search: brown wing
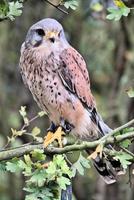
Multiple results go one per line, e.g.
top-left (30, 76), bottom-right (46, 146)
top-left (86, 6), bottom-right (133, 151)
top-left (59, 47), bottom-right (95, 109)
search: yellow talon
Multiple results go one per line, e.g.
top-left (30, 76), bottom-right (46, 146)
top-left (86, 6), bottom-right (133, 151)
top-left (88, 144), bottom-right (103, 160)
top-left (44, 126), bottom-right (65, 148)
top-left (44, 131), bottom-right (54, 145)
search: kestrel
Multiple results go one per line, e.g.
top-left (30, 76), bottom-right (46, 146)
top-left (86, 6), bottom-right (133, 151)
top-left (19, 18), bottom-right (121, 184)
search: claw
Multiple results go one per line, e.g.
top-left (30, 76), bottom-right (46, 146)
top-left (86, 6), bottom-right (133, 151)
top-left (88, 144), bottom-right (103, 159)
top-left (44, 131), bottom-right (54, 146)
top-left (44, 126), bottom-right (65, 148)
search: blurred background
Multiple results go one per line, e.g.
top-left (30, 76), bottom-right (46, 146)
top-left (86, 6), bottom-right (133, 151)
top-left (0, 0), bottom-right (134, 199)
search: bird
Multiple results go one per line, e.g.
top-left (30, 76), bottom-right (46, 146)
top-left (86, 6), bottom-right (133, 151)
top-left (19, 18), bottom-right (121, 185)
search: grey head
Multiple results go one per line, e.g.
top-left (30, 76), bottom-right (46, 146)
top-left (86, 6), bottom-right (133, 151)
top-left (25, 18), bottom-right (68, 48)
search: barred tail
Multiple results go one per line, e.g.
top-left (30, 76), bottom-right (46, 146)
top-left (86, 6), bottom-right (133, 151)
top-left (93, 154), bottom-right (117, 184)
top-left (88, 108), bottom-right (123, 184)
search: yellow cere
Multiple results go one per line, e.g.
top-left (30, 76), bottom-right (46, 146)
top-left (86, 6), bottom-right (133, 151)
top-left (45, 30), bottom-right (58, 39)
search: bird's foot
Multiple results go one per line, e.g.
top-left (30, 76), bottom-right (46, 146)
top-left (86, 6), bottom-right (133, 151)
top-left (44, 126), bottom-right (65, 148)
top-left (88, 144), bottom-right (103, 159)
top-left (60, 118), bottom-right (74, 134)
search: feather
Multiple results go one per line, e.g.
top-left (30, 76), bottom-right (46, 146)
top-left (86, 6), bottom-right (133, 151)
top-left (60, 47), bottom-right (95, 109)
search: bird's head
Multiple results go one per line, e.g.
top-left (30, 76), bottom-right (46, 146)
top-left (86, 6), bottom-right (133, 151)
top-left (24, 18), bottom-right (68, 52)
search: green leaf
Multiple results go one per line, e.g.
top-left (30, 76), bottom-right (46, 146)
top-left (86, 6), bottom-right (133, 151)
top-left (91, 2), bottom-right (103, 12)
top-left (31, 149), bottom-right (46, 161)
top-left (38, 111), bottom-right (46, 117)
top-left (32, 127), bottom-right (41, 136)
top-left (106, 8), bottom-right (122, 21)
top-left (114, 152), bottom-right (133, 169)
top-left (57, 176), bottom-right (71, 190)
top-left (54, 155), bottom-right (73, 178)
top-left (120, 139), bottom-right (131, 148)
top-left (33, 136), bottom-right (43, 143)
top-left (106, 6), bottom-right (130, 21)
top-left (18, 160), bottom-right (27, 169)
top-left (21, 154), bottom-right (73, 199)
top-left (107, 7), bottom-right (115, 12)
top-left (25, 192), bottom-right (40, 200)
top-left (64, 0), bottom-right (78, 10)
top-left (121, 7), bottom-right (130, 17)
top-left (53, 154), bottom-right (64, 166)
top-left (126, 87), bottom-right (134, 98)
top-left (11, 128), bottom-right (26, 137)
top-left (79, 154), bottom-right (91, 168)
top-left (113, 0), bottom-right (127, 8)
top-left (31, 126), bottom-right (43, 142)
top-left (106, 13), bottom-right (116, 20)
top-left (19, 106), bottom-right (29, 125)
top-left (25, 187), bottom-right (54, 200)
top-left (28, 169), bottom-right (46, 187)
top-left (18, 160), bottom-right (32, 175)
top-left (0, 162), bottom-right (6, 172)
top-left (19, 106), bottom-right (27, 118)
top-left (24, 155), bottom-right (33, 166)
top-left (117, 127), bottom-right (134, 136)
top-left (71, 153), bottom-right (91, 177)
top-left (46, 162), bottom-right (56, 175)
top-left (7, 1), bottom-right (23, 20)
top-left (6, 158), bottom-right (21, 173)
top-left (0, 1), bottom-right (9, 20)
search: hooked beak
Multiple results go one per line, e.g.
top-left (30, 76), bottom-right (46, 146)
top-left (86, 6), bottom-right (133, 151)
top-left (45, 31), bottom-right (58, 43)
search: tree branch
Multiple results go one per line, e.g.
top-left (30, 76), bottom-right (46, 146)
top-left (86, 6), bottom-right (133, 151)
top-left (0, 119), bottom-right (134, 161)
top-left (44, 0), bottom-right (68, 14)
top-left (100, 118), bottom-right (134, 141)
top-left (0, 0), bottom-right (68, 22)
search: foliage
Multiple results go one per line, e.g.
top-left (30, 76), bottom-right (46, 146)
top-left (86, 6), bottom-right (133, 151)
top-left (0, 0), bottom-right (134, 200)
top-left (0, 106), bottom-right (134, 199)
top-left (90, 2), bottom-right (103, 12)
top-left (71, 153), bottom-right (91, 177)
top-left (120, 139), bottom-right (131, 148)
top-left (0, 0), bottom-right (134, 22)
top-left (0, 0), bottom-right (79, 21)
top-left (118, 127), bottom-right (134, 148)
top-left (3, 152), bottom-right (73, 199)
top-left (0, 105), bottom-right (93, 199)
top-left (106, 6), bottom-right (130, 21)
top-left (126, 87), bottom-right (134, 98)
top-left (0, 0), bottom-right (23, 21)
top-left (6, 106), bottom-right (46, 146)
top-left (89, 0), bottom-right (132, 21)
top-left (0, 162), bottom-right (6, 172)
top-left (63, 0), bottom-right (79, 10)
top-left (113, 151), bottom-right (133, 169)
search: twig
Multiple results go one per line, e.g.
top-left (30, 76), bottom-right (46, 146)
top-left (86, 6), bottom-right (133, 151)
top-left (21, 115), bottom-right (39, 131)
top-left (1, 114), bottom-right (40, 150)
top-left (0, 129), bottom-right (134, 161)
top-left (100, 118), bottom-right (134, 141)
top-left (119, 146), bottom-right (134, 158)
top-left (0, 0), bottom-right (68, 22)
top-left (44, 0), bottom-right (68, 14)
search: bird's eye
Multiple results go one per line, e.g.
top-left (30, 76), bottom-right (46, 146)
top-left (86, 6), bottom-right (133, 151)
top-left (58, 30), bottom-right (62, 38)
top-left (36, 29), bottom-right (45, 36)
